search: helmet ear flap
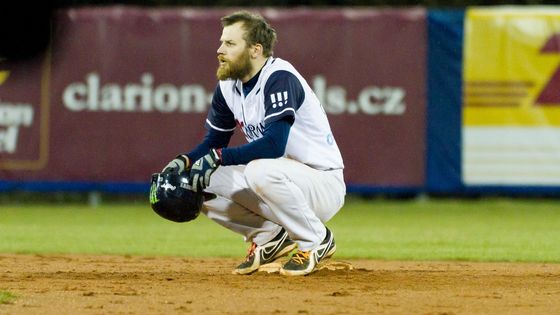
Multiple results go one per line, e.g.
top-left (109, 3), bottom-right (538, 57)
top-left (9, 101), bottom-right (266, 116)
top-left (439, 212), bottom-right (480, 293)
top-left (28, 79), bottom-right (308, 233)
top-left (150, 172), bottom-right (203, 222)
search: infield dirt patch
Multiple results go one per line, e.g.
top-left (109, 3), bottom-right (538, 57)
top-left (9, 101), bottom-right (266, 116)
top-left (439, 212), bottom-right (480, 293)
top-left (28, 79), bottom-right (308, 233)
top-left (1, 254), bottom-right (559, 314)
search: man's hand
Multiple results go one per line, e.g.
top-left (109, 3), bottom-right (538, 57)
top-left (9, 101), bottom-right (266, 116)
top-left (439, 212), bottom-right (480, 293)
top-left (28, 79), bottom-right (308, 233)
top-left (162, 154), bottom-right (190, 174)
top-left (189, 149), bottom-right (222, 192)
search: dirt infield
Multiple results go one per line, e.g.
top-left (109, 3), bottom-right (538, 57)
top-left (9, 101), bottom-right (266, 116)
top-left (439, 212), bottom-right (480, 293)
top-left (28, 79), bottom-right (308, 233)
top-left (1, 254), bottom-right (559, 314)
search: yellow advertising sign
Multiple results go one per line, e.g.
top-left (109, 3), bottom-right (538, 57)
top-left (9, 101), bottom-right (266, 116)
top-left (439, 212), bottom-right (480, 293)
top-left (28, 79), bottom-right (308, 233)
top-left (464, 7), bottom-right (560, 126)
top-left (463, 7), bottom-right (560, 185)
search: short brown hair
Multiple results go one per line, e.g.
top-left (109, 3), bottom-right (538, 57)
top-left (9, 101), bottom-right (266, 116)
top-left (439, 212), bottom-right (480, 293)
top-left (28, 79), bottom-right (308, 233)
top-left (221, 11), bottom-right (277, 57)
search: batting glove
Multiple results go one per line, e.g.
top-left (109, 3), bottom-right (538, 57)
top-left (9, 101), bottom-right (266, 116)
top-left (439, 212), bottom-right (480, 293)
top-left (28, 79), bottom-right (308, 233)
top-left (189, 148), bottom-right (222, 193)
top-left (162, 154), bottom-right (190, 174)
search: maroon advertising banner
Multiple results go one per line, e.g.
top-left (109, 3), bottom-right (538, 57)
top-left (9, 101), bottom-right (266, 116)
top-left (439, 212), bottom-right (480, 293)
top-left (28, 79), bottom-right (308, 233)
top-left (0, 7), bottom-right (426, 188)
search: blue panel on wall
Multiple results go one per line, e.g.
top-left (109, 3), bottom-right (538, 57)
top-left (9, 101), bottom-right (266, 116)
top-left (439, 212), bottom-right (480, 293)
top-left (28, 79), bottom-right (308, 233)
top-left (426, 10), bottom-right (465, 194)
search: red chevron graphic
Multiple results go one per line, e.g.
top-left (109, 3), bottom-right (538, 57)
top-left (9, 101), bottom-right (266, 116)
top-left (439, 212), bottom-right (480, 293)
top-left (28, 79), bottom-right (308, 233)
top-left (536, 33), bottom-right (560, 105)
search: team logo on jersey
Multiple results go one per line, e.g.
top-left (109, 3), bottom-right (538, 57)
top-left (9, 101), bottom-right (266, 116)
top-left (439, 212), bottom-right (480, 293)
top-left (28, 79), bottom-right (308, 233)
top-left (326, 134), bottom-right (334, 145)
top-left (270, 91), bottom-right (288, 108)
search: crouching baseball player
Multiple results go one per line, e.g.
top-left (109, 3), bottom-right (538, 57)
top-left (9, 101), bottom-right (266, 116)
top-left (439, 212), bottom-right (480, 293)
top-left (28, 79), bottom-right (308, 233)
top-left (161, 11), bottom-right (345, 276)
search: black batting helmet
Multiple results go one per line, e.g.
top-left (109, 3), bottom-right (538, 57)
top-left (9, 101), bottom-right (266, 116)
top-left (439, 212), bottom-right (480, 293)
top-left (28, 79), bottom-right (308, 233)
top-left (149, 172), bottom-right (203, 222)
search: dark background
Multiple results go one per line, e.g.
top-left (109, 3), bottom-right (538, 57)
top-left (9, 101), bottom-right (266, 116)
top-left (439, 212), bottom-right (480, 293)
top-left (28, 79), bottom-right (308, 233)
top-left (51, 0), bottom-right (560, 7)
top-left (0, 0), bottom-right (554, 60)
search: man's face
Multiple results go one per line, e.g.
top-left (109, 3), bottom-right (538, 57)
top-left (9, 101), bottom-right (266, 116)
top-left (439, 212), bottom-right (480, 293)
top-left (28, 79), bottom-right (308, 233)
top-left (216, 22), bottom-right (253, 81)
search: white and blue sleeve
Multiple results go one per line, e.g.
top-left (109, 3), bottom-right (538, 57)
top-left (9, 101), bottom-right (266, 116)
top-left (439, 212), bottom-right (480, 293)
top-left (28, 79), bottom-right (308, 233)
top-left (204, 84), bottom-right (236, 132)
top-left (263, 71), bottom-right (305, 125)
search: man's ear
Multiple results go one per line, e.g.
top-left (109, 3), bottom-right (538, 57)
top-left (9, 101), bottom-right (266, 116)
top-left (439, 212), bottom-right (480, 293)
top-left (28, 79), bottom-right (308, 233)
top-left (251, 44), bottom-right (263, 58)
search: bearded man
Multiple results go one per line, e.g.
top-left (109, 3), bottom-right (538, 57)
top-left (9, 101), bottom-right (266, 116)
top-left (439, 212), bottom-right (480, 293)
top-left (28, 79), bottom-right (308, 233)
top-left (162, 11), bottom-right (345, 276)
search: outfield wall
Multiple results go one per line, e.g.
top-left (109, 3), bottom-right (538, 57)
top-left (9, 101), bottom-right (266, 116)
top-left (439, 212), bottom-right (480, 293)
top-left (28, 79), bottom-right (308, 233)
top-left (0, 6), bottom-right (559, 195)
top-left (428, 7), bottom-right (560, 195)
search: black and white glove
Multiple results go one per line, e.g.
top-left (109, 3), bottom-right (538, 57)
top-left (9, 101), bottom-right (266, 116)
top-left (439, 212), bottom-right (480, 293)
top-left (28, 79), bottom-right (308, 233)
top-left (189, 149), bottom-right (222, 192)
top-left (162, 154), bottom-right (190, 174)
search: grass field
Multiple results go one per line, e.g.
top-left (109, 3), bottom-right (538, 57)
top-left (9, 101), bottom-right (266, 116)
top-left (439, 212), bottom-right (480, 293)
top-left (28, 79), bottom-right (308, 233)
top-left (0, 291), bottom-right (16, 305)
top-left (1, 196), bottom-right (559, 262)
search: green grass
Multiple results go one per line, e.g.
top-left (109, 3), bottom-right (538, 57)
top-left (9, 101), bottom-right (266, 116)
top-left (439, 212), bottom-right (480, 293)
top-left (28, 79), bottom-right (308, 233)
top-left (0, 291), bottom-right (16, 304)
top-left (1, 197), bottom-right (559, 262)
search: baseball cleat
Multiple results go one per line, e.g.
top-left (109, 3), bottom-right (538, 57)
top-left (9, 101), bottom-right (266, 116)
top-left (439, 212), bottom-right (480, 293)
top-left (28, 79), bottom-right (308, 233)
top-left (233, 227), bottom-right (297, 275)
top-left (280, 227), bottom-right (336, 276)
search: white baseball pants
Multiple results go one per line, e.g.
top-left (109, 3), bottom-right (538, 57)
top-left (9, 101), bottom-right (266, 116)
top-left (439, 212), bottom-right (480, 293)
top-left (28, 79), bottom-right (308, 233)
top-left (202, 158), bottom-right (345, 251)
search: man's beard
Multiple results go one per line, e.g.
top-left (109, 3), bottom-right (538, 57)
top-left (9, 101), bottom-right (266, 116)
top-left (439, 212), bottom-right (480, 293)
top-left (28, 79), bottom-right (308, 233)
top-left (216, 50), bottom-right (252, 81)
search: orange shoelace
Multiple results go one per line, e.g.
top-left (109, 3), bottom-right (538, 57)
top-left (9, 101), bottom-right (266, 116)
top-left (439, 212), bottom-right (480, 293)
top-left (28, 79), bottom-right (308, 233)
top-left (245, 243), bottom-right (257, 261)
top-left (291, 251), bottom-right (310, 264)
